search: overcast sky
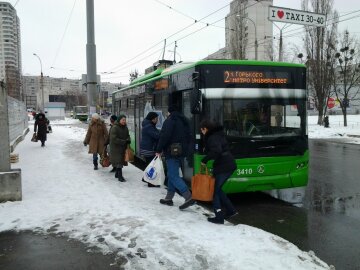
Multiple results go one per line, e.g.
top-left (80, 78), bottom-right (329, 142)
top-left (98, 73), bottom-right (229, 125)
top-left (13, 0), bottom-right (360, 84)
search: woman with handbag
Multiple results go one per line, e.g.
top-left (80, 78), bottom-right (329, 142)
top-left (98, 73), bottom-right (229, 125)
top-left (34, 112), bottom-right (48, 147)
top-left (200, 119), bottom-right (238, 224)
top-left (83, 113), bottom-right (108, 170)
top-left (109, 114), bottom-right (130, 182)
top-left (105, 115), bottom-right (118, 173)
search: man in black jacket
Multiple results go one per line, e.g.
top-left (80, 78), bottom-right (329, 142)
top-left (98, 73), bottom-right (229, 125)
top-left (155, 105), bottom-right (195, 210)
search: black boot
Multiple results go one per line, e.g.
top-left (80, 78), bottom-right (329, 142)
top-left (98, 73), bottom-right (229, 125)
top-left (93, 161), bottom-right (98, 170)
top-left (159, 199), bottom-right (174, 206)
top-left (179, 191), bottom-right (195, 210)
top-left (207, 209), bottom-right (224, 224)
top-left (110, 167), bottom-right (116, 173)
top-left (116, 168), bottom-right (126, 182)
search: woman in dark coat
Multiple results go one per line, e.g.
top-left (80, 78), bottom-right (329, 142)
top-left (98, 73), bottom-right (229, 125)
top-left (109, 115), bottom-right (130, 182)
top-left (140, 112), bottom-right (160, 187)
top-left (105, 115), bottom-right (118, 173)
top-left (200, 119), bottom-right (238, 224)
top-left (34, 112), bottom-right (48, 147)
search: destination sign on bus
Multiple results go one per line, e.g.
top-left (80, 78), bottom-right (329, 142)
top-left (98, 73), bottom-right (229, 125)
top-left (224, 71), bottom-right (289, 84)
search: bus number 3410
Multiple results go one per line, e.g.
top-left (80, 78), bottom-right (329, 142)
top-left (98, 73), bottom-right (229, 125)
top-left (237, 168), bottom-right (253, 175)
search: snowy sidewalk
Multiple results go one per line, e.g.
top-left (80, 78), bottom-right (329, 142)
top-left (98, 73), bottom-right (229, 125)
top-left (1, 121), bottom-right (331, 269)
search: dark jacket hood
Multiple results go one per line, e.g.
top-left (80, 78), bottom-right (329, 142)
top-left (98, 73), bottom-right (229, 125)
top-left (142, 118), bottom-right (155, 128)
top-left (205, 125), bottom-right (224, 140)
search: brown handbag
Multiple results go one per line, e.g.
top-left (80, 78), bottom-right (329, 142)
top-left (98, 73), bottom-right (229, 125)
top-left (191, 165), bottom-right (215, 202)
top-left (124, 146), bottom-right (135, 162)
top-left (31, 132), bottom-right (38, 142)
top-left (100, 147), bottom-right (111, 167)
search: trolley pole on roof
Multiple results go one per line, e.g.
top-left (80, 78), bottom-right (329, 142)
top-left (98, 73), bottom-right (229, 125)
top-left (86, 0), bottom-right (98, 118)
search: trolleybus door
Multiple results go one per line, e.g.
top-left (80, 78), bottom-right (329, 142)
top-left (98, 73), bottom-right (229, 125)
top-left (135, 97), bottom-right (141, 156)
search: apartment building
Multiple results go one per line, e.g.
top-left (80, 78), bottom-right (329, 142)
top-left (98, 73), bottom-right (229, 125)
top-left (206, 0), bottom-right (273, 61)
top-left (0, 2), bottom-right (22, 100)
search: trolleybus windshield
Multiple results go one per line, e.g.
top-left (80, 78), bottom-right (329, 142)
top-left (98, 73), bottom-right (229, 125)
top-left (201, 97), bottom-right (307, 157)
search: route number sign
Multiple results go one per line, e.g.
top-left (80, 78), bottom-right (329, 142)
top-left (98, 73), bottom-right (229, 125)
top-left (269, 6), bottom-right (326, 27)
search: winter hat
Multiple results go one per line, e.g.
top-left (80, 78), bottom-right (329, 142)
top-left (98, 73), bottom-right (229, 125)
top-left (145, 112), bottom-right (158, 121)
top-left (110, 115), bottom-right (117, 122)
top-left (118, 114), bottom-right (126, 120)
top-left (168, 104), bottom-right (179, 113)
top-left (92, 113), bottom-right (100, 119)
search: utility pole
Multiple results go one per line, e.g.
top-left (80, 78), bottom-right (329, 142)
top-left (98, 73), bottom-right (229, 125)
top-left (273, 23), bottom-right (291, 62)
top-left (86, 0), bottom-right (98, 117)
top-left (279, 28), bottom-right (283, 62)
top-left (33, 53), bottom-right (44, 111)
top-left (173, 41), bottom-right (177, 63)
top-left (162, 39), bottom-right (166, 60)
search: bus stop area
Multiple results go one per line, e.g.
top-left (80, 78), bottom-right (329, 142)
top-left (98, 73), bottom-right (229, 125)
top-left (0, 119), bottom-right (330, 270)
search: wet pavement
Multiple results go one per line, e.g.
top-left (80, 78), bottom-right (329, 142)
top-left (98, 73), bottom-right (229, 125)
top-left (229, 139), bottom-right (360, 270)
top-left (0, 231), bottom-right (121, 270)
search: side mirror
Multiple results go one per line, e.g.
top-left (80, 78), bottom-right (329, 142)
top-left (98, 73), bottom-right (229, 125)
top-left (190, 72), bottom-right (201, 114)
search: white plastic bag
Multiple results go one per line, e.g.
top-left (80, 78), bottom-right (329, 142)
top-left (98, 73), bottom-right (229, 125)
top-left (143, 156), bottom-right (165, 186)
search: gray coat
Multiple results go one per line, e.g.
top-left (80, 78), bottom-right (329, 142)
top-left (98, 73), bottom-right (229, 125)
top-left (109, 122), bottom-right (130, 166)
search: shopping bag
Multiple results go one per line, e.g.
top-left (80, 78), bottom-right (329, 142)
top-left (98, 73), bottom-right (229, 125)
top-left (143, 156), bottom-right (165, 186)
top-left (125, 146), bottom-right (134, 162)
top-left (100, 147), bottom-right (111, 167)
top-left (31, 132), bottom-right (38, 142)
top-left (191, 166), bottom-right (215, 202)
top-left (47, 125), bottom-right (53, 133)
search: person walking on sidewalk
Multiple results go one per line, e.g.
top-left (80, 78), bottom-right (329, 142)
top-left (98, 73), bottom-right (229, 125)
top-left (83, 113), bottom-right (108, 170)
top-left (140, 112), bottom-right (160, 187)
top-left (105, 115), bottom-right (117, 173)
top-left (155, 104), bottom-right (195, 210)
top-left (34, 112), bottom-right (48, 147)
top-left (109, 114), bottom-right (130, 182)
top-left (200, 119), bottom-right (237, 224)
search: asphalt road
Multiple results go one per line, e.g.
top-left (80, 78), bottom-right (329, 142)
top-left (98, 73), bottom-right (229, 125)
top-left (229, 139), bottom-right (360, 270)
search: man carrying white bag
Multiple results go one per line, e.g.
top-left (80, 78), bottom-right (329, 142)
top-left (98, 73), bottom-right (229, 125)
top-left (143, 156), bottom-right (166, 186)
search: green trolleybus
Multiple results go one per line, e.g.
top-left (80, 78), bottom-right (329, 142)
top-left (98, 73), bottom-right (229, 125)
top-left (112, 60), bottom-right (308, 193)
top-left (73, 106), bottom-right (88, 121)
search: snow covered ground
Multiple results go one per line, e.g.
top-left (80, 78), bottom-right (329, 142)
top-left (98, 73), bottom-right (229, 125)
top-left (2, 115), bottom-right (358, 269)
top-left (308, 114), bottom-right (360, 143)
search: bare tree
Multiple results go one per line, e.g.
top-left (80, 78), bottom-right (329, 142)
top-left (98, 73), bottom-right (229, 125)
top-left (302, 0), bottom-right (338, 125)
top-left (331, 31), bottom-right (360, 126)
top-left (129, 70), bottom-right (139, 82)
top-left (228, 2), bottom-right (247, 59)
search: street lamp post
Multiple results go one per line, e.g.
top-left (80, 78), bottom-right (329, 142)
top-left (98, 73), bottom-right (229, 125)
top-left (236, 15), bottom-right (258, 60)
top-left (33, 53), bottom-right (44, 112)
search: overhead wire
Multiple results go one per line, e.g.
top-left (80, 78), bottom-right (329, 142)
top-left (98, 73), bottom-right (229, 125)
top-left (51, 0), bottom-right (77, 68)
top-left (253, 9), bottom-right (360, 49)
top-left (152, 0), bottom-right (197, 21)
top-left (271, 9), bottom-right (360, 38)
top-left (153, 5), bottom-right (359, 68)
top-left (107, 0), bottom-right (263, 74)
top-left (106, 2), bottom-right (232, 73)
